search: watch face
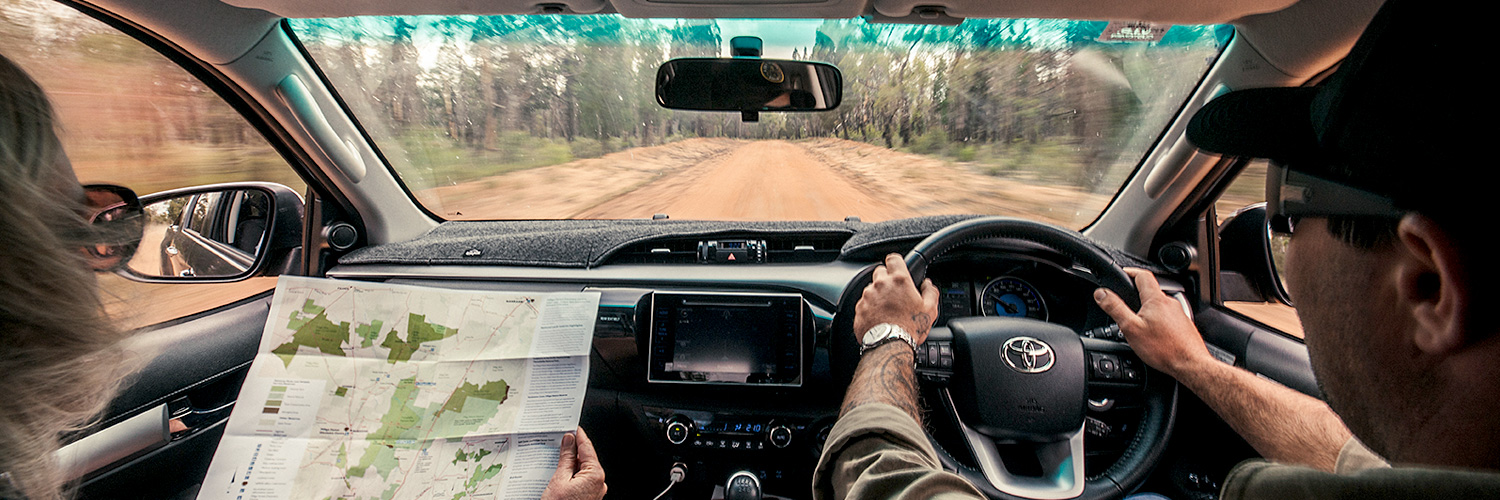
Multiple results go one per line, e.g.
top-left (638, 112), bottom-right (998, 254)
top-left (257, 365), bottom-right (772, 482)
top-left (862, 324), bottom-right (891, 345)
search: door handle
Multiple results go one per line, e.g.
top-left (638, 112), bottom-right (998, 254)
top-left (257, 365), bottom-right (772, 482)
top-left (167, 398), bottom-right (235, 440)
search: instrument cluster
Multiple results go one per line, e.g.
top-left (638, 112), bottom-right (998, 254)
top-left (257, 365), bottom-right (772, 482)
top-left (928, 255), bottom-right (1111, 332)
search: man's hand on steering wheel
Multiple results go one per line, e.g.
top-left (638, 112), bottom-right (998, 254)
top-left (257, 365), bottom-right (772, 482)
top-left (1093, 268), bottom-right (1215, 379)
top-left (854, 253), bottom-right (941, 344)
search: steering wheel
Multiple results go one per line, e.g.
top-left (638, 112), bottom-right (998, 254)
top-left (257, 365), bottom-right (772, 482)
top-left (840, 216), bottom-right (1178, 500)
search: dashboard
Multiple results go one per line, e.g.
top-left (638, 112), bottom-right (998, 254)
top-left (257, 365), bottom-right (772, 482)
top-left (329, 236), bottom-right (1148, 499)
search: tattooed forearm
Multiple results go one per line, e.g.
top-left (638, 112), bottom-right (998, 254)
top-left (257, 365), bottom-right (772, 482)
top-left (910, 313), bottom-right (932, 337)
top-left (840, 341), bottom-right (922, 424)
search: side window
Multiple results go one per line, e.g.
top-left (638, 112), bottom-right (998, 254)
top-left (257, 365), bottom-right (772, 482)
top-left (1213, 160), bottom-right (1303, 338)
top-left (188, 193), bottom-right (218, 234)
top-left (2, 0), bottom-right (307, 329)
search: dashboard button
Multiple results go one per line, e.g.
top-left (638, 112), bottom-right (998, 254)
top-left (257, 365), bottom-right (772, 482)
top-left (768, 425), bottom-right (793, 448)
top-left (666, 420), bottom-right (691, 445)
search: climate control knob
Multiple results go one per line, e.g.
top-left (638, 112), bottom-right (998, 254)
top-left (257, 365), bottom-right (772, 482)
top-left (768, 425), bottom-right (793, 448)
top-left (666, 419), bottom-right (692, 445)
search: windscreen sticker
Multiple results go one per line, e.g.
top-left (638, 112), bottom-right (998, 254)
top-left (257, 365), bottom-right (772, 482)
top-left (1099, 22), bottom-right (1170, 43)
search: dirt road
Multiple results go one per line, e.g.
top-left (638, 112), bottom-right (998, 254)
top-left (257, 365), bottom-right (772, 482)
top-left (574, 140), bottom-right (907, 221)
top-left (419, 137), bottom-right (1111, 226)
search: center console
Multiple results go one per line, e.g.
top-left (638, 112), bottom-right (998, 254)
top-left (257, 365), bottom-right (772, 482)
top-left (616, 290), bottom-right (837, 499)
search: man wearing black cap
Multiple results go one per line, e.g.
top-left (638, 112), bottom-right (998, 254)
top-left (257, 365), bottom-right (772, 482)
top-left (1091, 0), bottom-right (1500, 493)
top-left (816, 0), bottom-right (1500, 497)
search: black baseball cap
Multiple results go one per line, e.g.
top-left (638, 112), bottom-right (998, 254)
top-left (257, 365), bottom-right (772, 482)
top-left (1186, 0), bottom-right (1485, 221)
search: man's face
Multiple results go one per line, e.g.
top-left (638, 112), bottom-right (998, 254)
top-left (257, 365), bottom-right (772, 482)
top-left (1282, 218), bottom-right (1407, 454)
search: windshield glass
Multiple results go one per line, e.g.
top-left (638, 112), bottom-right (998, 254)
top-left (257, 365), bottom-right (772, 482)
top-left (290, 16), bottom-right (1228, 226)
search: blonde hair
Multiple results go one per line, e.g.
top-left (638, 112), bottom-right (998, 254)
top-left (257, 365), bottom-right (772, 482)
top-left (1, 53), bottom-right (135, 500)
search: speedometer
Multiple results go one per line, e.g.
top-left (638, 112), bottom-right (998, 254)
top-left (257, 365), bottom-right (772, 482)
top-left (980, 277), bottom-right (1047, 320)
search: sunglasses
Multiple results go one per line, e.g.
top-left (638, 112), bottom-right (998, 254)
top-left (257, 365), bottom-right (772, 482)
top-left (81, 184), bottom-right (145, 271)
top-left (1265, 162), bottom-right (1404, 234)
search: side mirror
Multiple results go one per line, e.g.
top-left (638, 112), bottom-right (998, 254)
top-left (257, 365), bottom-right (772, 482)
top-left (118, 182), bottom-right (303, 283)
top-left (1217, 203), bottom-right (1292, 304)
top-left (656, 58), bottom-right (842, 113)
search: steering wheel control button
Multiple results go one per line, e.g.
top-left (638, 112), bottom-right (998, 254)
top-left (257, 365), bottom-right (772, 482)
top-left (1082, 323), bottom-right (1124, 341)
top-left (768, 425), bottom-right (793, 448)
top-left (1088, 353), bottom-right (1144, 384)
top-left (1090, 353), bottom-right (1121, 379)
top-left (665, 420), bottom-right (692, 445)
top-left (1001, 336), bottom-right (1055, 374)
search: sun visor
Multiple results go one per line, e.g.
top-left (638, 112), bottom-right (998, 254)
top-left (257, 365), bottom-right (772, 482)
top-left (610, 0), bottom-right (864, 19)
top-left (871, 0), bottom-right (1299, 24)
top-left (218, 0), bottom-right (609, 18)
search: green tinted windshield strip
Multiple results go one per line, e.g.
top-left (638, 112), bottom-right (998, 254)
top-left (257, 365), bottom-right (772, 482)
top-left (288, 16), bottom-right (1227, 226)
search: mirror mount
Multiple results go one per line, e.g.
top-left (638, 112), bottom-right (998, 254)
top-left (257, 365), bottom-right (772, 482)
top-left (730, 36), bottom-right (762, 58)
top-left (116, 182), bottom-right (304, 284)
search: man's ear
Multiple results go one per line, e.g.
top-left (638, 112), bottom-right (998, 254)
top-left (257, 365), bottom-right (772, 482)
top-left (1394, 214), bottom-right (1472, 355)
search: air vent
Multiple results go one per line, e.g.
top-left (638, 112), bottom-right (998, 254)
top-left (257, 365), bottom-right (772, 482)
top-left (764, 234), bottom-right (848, 263)
top-left (611, 238), bottom-right (700, 264)
top-left (606, 233), bottom-right (851, 265)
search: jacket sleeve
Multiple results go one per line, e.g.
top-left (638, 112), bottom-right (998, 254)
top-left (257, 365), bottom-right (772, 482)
top-left (812, 403), bottom-right (984, 500)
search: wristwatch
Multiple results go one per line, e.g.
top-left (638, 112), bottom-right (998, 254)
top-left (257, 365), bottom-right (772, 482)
top-left (860, 323), bottom-right (918, 356)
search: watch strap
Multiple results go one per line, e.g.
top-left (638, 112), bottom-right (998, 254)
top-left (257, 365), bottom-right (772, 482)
top-left (860, 324), bottom-right (918, 356)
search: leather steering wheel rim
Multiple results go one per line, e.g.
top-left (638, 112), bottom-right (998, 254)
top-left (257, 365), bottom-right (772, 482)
top-left (902, 216), bottom-right (1175, 500)
top-left (905, 217), bottom-right (1140, 311)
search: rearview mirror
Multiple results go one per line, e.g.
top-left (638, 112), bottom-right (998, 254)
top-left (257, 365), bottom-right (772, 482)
top-left (656, 58), bottom-right (842, 113)
top-left (119, 182), bottom-right (303, 283)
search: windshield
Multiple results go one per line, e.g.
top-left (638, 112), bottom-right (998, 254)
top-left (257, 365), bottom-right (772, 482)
top-left (290, 16), bottom-right (1228, 226)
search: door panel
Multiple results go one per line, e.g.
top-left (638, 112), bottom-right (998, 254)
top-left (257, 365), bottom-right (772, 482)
top-left (72, 295), bottom-right (272, 499)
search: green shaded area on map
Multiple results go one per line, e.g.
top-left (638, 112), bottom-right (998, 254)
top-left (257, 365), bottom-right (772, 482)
top-left (273, 300), bottom-right (351, 367)
top-left (367, 377), bottom-right (424, 443)
top-left (349, 376), bottom-right (422, 480)
top-left (355, 319), bottom-right (384, 348)
top-left (464, 463), bottom-right (505, 491)
top-left (349, 373), bottom-right (513, 483)
top-left (441, 380), bottom-right (510, 414)
top-left (453, 448), bottom-right (492, 465)
top-left (347, 443), bottom-right (399, 480)
top-left (286, 299), bottom-right (325, 331)
top-left (335, 387), bottom-right (349, 397)
top-left (381, 314), bottom-right (460, 363)
top-left (336, 443), bottom-right (348, 469)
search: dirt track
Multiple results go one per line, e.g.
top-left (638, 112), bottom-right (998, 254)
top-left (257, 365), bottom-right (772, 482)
top-left (574, 140), bottom-right (907, 221)
top-left (424, 138), bottom-right (1110, 225)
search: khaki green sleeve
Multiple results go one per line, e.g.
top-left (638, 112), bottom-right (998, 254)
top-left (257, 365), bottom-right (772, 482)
top-left (812, 403), bottom-right (984, 500)
top-left (1220, 458), bottom-right (1500, 500)
top-left (1334, 437), bottom-right (1390, 473)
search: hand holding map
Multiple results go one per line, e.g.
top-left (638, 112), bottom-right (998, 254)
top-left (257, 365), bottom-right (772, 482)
top-left (198, 277), bottom-right (600, 500)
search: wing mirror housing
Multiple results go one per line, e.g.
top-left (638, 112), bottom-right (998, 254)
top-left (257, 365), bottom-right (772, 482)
top-left (1217, 203), bottom-right (1293, 305)
top-left (117, 182), bottom-right (303, 283)
top-left (655, 58), bottom-right (842, 121)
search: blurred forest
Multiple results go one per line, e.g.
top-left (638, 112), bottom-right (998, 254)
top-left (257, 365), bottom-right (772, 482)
top-left (1, 0), bottom-right (305, 195)
top-left (293, 16), bottom-right (1227, 198)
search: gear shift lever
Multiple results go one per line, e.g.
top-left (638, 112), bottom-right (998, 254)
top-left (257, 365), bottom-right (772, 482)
top-left (725, 471), bottom-right (762, 500)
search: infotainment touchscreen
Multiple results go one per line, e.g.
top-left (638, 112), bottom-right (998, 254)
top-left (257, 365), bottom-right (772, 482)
top-left (647, 292), bottom-right (804, 386)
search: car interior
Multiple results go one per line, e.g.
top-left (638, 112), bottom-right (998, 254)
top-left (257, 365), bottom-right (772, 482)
top-left (21, 0), bottom-right (1388, 498)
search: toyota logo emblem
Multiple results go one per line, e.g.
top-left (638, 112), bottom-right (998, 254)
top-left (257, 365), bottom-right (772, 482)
top-left (1002, 337), bottom-right (1055, 374)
